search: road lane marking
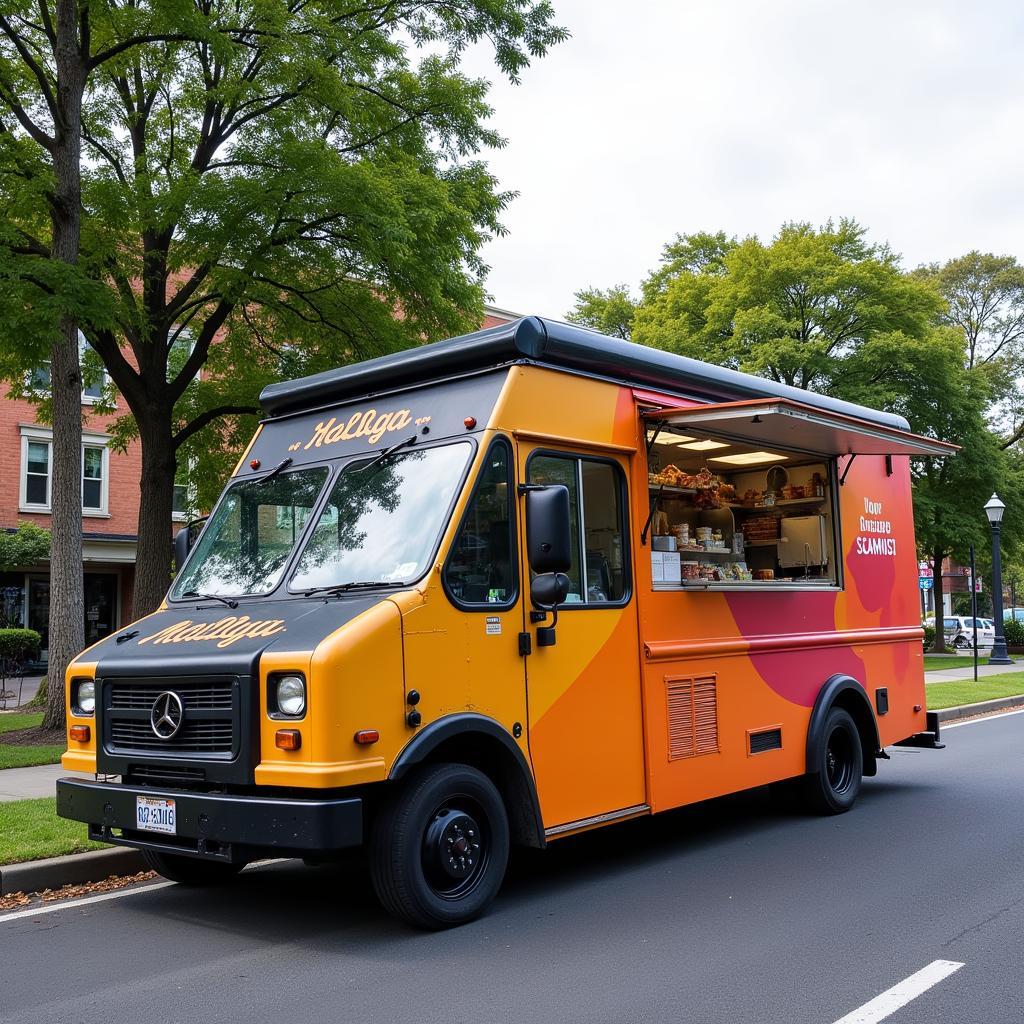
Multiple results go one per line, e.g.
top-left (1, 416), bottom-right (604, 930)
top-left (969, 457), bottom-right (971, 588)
top-left (0, 881), bottom-right (175, 924)
top-left (830, 960), bottom-right (964, 1024)
top-left (943, 707), bottom-right (1024, 730)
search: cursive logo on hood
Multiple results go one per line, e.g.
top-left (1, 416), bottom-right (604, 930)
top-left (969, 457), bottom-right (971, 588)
top-left (138, 616), bottom-right (287, 649)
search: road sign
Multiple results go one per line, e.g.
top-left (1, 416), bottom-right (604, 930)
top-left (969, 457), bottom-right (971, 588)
top-left (919, 566), bottom-right (933, 578)
top-left (919, 577), bottom-right (933, 591)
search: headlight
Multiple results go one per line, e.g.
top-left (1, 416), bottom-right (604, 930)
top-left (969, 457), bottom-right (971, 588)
top-left (276, 675), bottom-right (306, 717)
top-left (74, 679), bottom-right (95, 716)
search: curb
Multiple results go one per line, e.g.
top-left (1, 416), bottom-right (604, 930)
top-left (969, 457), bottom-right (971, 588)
top-left (934, 695), bottom-right (1024, 725)
top-left (0, 846), bottom-right (146, 896)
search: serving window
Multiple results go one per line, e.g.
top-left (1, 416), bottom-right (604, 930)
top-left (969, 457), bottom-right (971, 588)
top-left (644, 423), bottom-right (840, 590)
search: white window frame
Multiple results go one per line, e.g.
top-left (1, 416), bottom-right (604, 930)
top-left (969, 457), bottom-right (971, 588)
top-left (19, 425), bottom-right (111, 517)
top-left (172, 454), bottom-right (197, 523)
top-left (21, 436), bottom-right (52, 511)
top-left (26, 331), bottom-right (109, 406)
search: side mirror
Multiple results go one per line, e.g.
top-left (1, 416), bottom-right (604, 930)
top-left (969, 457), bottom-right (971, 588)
top-left (173, 517), bottom-right (207, 575)
top-left (525, 485), bottom-right (572, 574)
top-left (531, 572), bottom-right (571, 609)
top-left (173, 525), bottom-right (191, 574)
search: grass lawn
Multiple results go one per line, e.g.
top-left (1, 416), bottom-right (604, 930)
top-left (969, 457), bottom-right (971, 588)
top-left (923, 654), bottom-right (1018, 671)
top-left (0, 797), bottom-right (107, 866)
top-left (0, 711), bottom-right (65, 769)
top-left (926, 673), bottom-right (1024, 710)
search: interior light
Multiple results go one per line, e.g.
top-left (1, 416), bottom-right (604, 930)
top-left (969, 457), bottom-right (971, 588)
top-left (708, 451), bottom-right (788, 465)
top-left (678, 439), bottom-right (731, 451)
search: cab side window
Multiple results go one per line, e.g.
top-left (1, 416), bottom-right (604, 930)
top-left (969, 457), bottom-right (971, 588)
top-left (444, 440), bottom-right (517, 607)
top-left (528, 453), bottom-right (629, 605)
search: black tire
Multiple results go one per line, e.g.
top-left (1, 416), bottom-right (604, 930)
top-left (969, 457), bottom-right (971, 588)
top-left (369, 763), bottom-right (510, 929)
top-left (800, 707), bottom-right (863, 815)
top-left (142, 849), bottom-right (246, 885)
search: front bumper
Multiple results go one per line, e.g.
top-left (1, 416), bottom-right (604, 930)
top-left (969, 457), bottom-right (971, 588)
top-left (56, 778), bottom-right (363, 863)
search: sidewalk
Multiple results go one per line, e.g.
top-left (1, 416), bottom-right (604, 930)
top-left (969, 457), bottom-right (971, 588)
top-left (0, 764), bottom-right (90, 803)
top-left (925, 660), bottom-right (1024, 683)
top-left (0, 676), bottom-right (46, 711)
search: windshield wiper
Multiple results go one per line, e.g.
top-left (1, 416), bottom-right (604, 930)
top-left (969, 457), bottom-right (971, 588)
top-left (260, 456), bottom-right (293, 482)
top-left (182, 590), bottom-right (239, 609)
top-left (302, 581), bottom-right (408, 598)
top-left (357, 433), bottom-right (418, 475)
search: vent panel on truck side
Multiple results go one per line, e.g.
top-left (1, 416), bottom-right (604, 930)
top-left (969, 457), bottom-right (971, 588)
top-left (666, 674), bottom-right (719, 760)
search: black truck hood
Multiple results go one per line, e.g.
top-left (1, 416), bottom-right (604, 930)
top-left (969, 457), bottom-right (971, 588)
top-left (81, 596), bottom-right (389, 678)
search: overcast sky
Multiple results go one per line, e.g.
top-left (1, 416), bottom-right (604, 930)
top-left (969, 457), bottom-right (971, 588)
top-left (458, 0), bottom-right (1024, 319)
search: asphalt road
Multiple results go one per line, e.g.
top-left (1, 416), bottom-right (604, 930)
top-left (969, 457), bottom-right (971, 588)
top-left (3, 711), bottom-right (1023, 1024)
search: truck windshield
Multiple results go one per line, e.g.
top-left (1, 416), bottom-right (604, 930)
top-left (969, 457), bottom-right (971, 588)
top-left (290, 441), bottom-right (471, 592)
top-left (171, 467), bottom-right (330, 599)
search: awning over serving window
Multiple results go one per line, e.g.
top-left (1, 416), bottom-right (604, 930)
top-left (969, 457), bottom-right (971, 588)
top-left (644, 398), bottom-right (958, 458)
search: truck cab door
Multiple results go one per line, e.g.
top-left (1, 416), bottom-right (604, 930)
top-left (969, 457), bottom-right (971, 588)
top-left (517, 444), bottom-right (647, 832)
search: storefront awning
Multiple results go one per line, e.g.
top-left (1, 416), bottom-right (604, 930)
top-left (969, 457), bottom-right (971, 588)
top-left (644, 398), bottom-right (958, 458)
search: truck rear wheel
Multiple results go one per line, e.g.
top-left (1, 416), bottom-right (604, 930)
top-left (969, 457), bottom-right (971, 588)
top-left (800, 707), bottom-right (863, 815)
top-left (369, 763), bottom-right (510, 929)
top-left (142, 850), bottom-right (246, 885)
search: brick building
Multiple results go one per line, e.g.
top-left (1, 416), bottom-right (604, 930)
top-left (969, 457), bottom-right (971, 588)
top-left (0, 306), bottom-right (519, 664)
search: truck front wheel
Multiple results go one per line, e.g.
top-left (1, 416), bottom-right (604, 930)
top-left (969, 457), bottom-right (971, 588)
top-left (369, 763), bottom-right (510, 929)
top-left (142, 850), bottom-right (246, 885)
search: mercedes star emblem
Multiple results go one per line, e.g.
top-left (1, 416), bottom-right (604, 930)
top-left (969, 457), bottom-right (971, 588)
top-left (150, 691), bottom-right (184, 740)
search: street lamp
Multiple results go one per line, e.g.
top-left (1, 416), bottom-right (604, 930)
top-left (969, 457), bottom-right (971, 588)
top-left (985, 494), bottom-right (1013, 665)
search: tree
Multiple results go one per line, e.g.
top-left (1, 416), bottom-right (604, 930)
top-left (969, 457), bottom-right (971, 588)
top-left (633, 220), bottom-right (943, 393)
top-left (0, 2), bottom-right (197, 727)
top-left (566, 284), bottom-right (636, 339)
top-left (914, 252), bottom-right (1024, 371)
top-left (0, 1), bottom-right (568, 625)
top-left (914, 252), bottom-right (1024, 450)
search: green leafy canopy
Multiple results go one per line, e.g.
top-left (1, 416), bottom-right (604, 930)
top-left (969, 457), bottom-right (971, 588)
top-left (0, 1), bottom-right (568, 612)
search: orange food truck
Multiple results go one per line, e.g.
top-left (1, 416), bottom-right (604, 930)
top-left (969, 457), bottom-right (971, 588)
top-left (57, 317), bottom-right (955, 928)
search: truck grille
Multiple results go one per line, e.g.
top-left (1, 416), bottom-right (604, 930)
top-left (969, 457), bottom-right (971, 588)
top-left (111, 682), bottom-right (232, 711)
top-left (103, 678), bottom-right (238, 758)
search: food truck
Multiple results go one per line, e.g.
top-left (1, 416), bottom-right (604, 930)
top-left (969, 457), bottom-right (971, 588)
top-left (57, 317), bottom-right (954, 928)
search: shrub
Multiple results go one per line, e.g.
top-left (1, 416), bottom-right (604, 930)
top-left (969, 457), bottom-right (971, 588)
top-left (922, 624), bottom-right (936, 651)
top-left (0, 628), bottom-right (42, 663)
top-left (1002, 617), bottom-right (1024, 648)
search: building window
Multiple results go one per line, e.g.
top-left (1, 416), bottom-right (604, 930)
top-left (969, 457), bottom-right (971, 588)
top-left (25, 442), bottom-right (50, 507)
top-left (19, 428), bottom-right (110, 516)
top-left (82, 446), bottom-right (104, 510)
top-left (28, 331), bottom-right (108, 405)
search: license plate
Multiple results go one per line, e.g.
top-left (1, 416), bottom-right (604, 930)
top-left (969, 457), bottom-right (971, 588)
top-left (136, 795), bottom-right (176, 835)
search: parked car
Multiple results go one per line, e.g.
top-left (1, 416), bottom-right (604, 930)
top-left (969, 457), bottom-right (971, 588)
top-left (943, 616), bottom-right (995, 650)
top-left (1004, 607), bottom-right (1024, 622)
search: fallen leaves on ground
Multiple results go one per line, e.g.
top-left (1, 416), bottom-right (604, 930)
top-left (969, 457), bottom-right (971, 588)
top-left (0, 870), bottom-right (157, 912)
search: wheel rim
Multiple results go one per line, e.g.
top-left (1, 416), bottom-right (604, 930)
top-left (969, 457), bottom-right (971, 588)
top-left (825, 726), bottom-right (856, 795)
top-left (421, 797), bottom-right (490, 901)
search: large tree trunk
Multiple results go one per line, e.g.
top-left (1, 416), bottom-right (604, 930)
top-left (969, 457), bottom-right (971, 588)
top-left (42, 1), bottom-right (86, 731)
top-left (132, 414), bottom-right (177, 617)
top-left (930, 547), bottom-right (947, 654)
